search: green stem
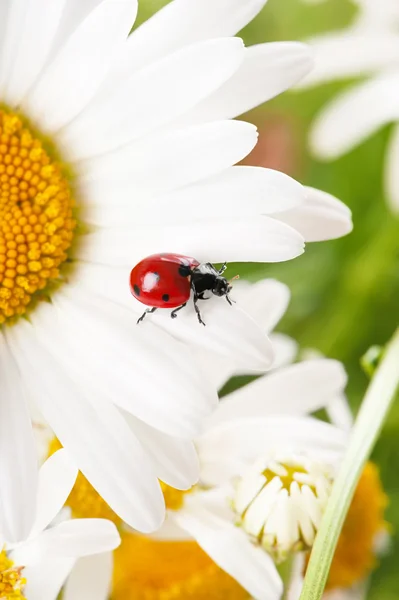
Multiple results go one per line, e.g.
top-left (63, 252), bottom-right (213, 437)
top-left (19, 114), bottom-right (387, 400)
top-left (299, 328), bottom-right (399, 600)
top-left (277, 555), bottom-right (295, 600)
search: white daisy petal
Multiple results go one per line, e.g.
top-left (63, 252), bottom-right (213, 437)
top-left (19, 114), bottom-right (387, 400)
top-left (51, 0), bottom-right (105, 55)
top-left (269, 333), bottom-right (298, 368)
top-left (125, 415), bottom-right (200, 489)
top-left (29, 450), bottom-right (78, 539)
top-left (174, 503), bottom-right (282, 600)
top-left (274, 186), bottom-right (353, 241)
top-left (24, 0), bottom-right (137, 132)
top-left (109, 0), bottom-right (267, 76)
top-left (232, 279), bottom-right (291, 333)
top-left (176, 42), bottom-right (313, 124)
top-left (207, 359), bottom-right (348, 426)
top-left (0, 0), bottom-right (29, 94)
top-left (6, 319), bottom-right (165, 533)
top-left (84, 166), bottom-right (305, 227)
top-left (298, 32), bottom-right (399, 88)
top-left (20, 557), bottom-right (76, 600)
top-left (36, 288), bottom-right (217, 437)
top-left (326, 394), bottom-right (354, 431)
top-left (145, 301), bottom-right (274, 373)
top-left (310, 71), bottom-right (399, 159)
top-left (73, 216), bottom-right (304, 266)
top-left (3, 0), bottom-right (67, 105)
top-left (35, 518), bottom-right (120, 557)
top-left (60, 37), bottom-right (245, 160)
top-left (63, 553), bottom-right (113, 600)
top-left (385, 124), bottom-right (399, 213)
top-left (0, 335), bottom-right (37, 543)
top-left (198, 416), bottom-right (347, 485)
top-left (0, 2), bottom-right (10, 68)
top-left (79, 120), bottom-right (258, 195)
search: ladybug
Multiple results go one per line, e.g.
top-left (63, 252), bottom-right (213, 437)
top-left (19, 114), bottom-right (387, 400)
top-left (130, 253), bottom-right (236, 326)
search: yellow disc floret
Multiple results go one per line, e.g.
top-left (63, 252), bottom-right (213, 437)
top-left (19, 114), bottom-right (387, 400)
top-left (112, 533), bottom-right (248, 600)
top-left (0, 108), bottom-right (75, 324)
top-left (0, 548), bottom-right (26, 599)
top-left (326, 461), bottom-right (388, 590)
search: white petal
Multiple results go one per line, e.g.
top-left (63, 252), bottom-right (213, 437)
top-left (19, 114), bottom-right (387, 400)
top-left (298, 32), bottom-right (399, 88)
top-left (6, 319), bottom-right (165, 533)
top-left (198, 416), bottom-right (347, 485)
top-left (326, 394), bottom-right (354, 431)
top-left (231, 279), bottom-right (291, 333)
top-left (0, 335), bottom-right (37, 543)
top-left (84, 167), bottom-right (305, 227)
top-left (0, 2), bottom-right (11, 78)
top-left (60, 37), bottom-right (245, 160)
top-left (207, 359), bottom-right (348, 426)
top-left (3, 0), bottom-right (67, 105)
top-left (50, 0), bottom-right (105, 56)
top-left (23, 0), bottom-right (137, 132)
top-left (274, 186), bottom-right (353, 242)
top-left (63, 553), bottom-right (113, 600)
top-left (36, 518), bottom-right (121, 557)
top-left (21, 557), bottom-right (76, 600)
top-left (310, 72), bottom-right (399, 159)
top-left (174, 503), bottom-right (282, 600)
top-left (79, 120), bottom-right (258, 195)
top-left (150, 514), bottom-right (192, 540)
top-left (269, 333), bottom-right (298, 369)
top-left (125, 415), bottom-right (200, 489)
top-left (32, 287), bottom-right (217, 437)
top-left (109, 0), bottom-right (267, 76)
top-left (0, 0), bottom-right (29, 94)
top-left (385, 124), bottom-right (399, 213)
top-left (74, 216), bottom-right (304, 265)
top-left (30, 450), bottom-right (78, 538)
top-left (143, 300), bottom-right (274, 373)
top-left (176, 42), bottom-right (313, 124)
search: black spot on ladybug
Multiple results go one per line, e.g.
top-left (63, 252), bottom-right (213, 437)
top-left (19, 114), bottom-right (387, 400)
top-left (133, 284), bottom-right (140, 296)
top-left (162, 294), bottom-right (170, 302)
top-left (178, 264), bottom-right (191, 278)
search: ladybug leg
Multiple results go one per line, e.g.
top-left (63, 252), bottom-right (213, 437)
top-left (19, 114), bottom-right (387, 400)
top-left (170, 303), bottom-right (187, 319)
top-left (137, 306), bottom-right (157, 324)
top-left (226, 294), bottom-right (235, 306)
top-left (218, 262), bottom-right (227, 275)
top-left (191, 282), bottom-right (206, 326)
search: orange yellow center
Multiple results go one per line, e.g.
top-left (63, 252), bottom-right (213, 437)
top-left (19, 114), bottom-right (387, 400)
top-left (0, 108), bottom-right (75, 323)
top-left (0, 548), bottom-right (26, 599)
top-left (112, 533), bottom-right (248, 600)
top-left (326, 461), bottom-right (388, 590)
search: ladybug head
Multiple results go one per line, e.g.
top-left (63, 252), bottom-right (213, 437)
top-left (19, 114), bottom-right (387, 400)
top-left (212, 276), bottom-right (231, 297)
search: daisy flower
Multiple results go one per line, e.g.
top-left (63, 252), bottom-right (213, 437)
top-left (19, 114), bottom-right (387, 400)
top-left (297, 0), bottom-right (399, 211)
top-left (0, 449), bottom-right (120, 600)
top-left (0, 0), bottom-right (352, 543)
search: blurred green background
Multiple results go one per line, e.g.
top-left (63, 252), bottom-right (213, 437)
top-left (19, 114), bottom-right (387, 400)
top-left (136, 1), bottom-right (399, 598)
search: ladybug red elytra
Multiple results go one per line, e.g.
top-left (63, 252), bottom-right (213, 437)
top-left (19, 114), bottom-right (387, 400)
top-left (130, 253), bottom-right (235, 326)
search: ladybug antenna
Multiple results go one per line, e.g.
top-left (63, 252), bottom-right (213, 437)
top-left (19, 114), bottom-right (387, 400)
top-left (228, 274), bottom-right (240, 284)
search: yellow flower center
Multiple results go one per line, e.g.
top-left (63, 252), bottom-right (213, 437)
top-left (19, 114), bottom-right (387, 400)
top-left (112, 533), bottom-right (248, 600)
top-left (0, 548), bottom-right (26, 599)
top-left (0, 108), bottom-right (75, 324)
top-left (159, 481), bottom-right (188, 511)
top-left (326, 461), bottom-right (388, 590)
